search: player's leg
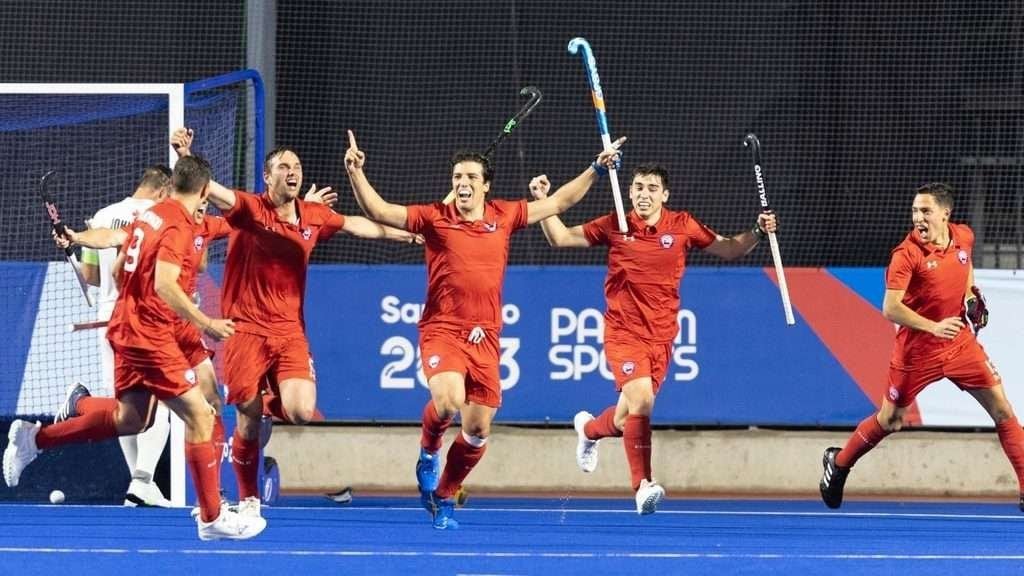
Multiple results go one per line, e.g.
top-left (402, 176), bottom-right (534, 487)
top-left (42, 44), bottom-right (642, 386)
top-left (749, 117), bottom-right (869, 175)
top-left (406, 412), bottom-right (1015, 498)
top-left (430, 399), bottom-right (494, 530)
top-left (417, 329), bottom-right (469, 501)
top-left (223, 332), bottom-right (274, 515)
top-left (3, 387), bottom-right (152, 487)
top-left (124, 401), bottom-right (171, 507)
top-left (162, 386), bottom-right (265, 540)
top-left (619, 375), bottom-right (665, 515)
top-left (193, 358), bottom-right (226, 470)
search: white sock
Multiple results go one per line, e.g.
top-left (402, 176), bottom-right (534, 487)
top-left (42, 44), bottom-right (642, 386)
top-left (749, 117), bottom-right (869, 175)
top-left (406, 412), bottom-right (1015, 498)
top-left (133, 402), bottom-right (170, 483)
top-left (119, 435), bottom-right (138, 474)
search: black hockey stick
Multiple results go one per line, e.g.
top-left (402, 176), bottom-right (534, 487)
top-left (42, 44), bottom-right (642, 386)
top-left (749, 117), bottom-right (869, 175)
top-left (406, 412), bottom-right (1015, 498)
top-left (41, 170), bottom-right (94, 307)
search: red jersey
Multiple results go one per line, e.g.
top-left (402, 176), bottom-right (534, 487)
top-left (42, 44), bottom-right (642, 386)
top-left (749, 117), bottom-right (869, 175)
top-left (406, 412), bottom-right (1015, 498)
top-left (181, 215), bottom-right (232, 295)
top-left (583, 208), bottom-right (716, 343)
top-left (107, 198), bottom-right (198, 350)
top-left (886, 222), bottom-right (975, 367)
top-left (406, 199), bottom-right (528, 331)
top-left (220, 191), bottom-right (344, 336)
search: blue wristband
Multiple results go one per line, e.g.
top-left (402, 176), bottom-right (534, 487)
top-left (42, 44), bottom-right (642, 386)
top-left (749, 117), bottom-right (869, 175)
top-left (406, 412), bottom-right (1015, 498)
top-left (590, 161), bottom-right (608, 176)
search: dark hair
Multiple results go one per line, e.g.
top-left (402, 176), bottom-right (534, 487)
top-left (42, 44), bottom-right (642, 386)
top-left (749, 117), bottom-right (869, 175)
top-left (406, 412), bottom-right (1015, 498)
top-left (450, 151), bottom-right (493, 183)
top-left (915, 182), bottom-right (954, 210)
top-left (172, 155), bottom-right (212, 195)
top-left (632, 162), bottom-right (669, 190)
top-left (138, 164), bottom-right (171, 190)
top-left (264, 145), bottom-right (300, 173)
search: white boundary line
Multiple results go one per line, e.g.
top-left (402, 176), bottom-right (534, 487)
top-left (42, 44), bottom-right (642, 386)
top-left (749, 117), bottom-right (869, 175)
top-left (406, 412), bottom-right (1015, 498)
top-left (1, 547), bottom-right (1024, 561)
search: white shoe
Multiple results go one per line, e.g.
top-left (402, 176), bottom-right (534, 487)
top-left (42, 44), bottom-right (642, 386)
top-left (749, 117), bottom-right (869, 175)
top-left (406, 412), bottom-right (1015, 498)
top-left (573, 411), bottom-right (599, 473)
top-left (196, 507), bottom-right (267, 541)
top-left (635, 479), bottom-right (665, 515)
top-left (3, 420), bottom-right (41, 487)
top-left (233, 496), bottom-right (262, 518)
top-left (124, 478), bottom-right (172, 508)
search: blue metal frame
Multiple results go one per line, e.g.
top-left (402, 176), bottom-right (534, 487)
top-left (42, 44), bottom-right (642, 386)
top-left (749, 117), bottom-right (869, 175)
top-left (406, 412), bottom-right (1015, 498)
top-left (185, 69), bottom-right (266, 192)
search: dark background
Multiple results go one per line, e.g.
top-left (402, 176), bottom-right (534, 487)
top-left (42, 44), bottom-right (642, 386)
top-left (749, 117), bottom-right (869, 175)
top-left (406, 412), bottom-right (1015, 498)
top-left (2, 0), bottom-right (1023, 266)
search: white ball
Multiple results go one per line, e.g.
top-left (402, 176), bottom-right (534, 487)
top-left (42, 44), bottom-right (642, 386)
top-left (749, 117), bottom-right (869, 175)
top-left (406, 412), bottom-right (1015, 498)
top-left (49, 490), bottom-right (65, 504)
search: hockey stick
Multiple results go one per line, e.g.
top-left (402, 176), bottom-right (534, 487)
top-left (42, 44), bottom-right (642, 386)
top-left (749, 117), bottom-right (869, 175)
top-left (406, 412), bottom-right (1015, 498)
top-left (41, 170), bottom-right (94, 307)
top-left (568, 37), bottom-right (627, 233)
top-left (443, 86), bottom-right (543, 205)
top-left (69, 320), bottom-right (108, 332)
top-left (742, 134), bottom-right (795, 326)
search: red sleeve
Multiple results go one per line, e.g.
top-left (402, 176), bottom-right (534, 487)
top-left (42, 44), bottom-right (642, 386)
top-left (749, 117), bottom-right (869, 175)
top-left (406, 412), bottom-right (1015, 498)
top-left (406, 204), bottom-right (438, 234)
top-left (957, 223), bottom-right (975, 254)
top-left (223, 190), bottom-right (260, 229)
top-left (683, 213), bottom-right (717, 250)
top-left (582, 213), bottom-right (616, 246)
top-left (156, 223), bottom-right (192, 267)
top-left (511, 199), bottom-right (528, 231)
top-left (204, 215), bottom-right (232, 241)
top-left (305, 203), bottom-right (345, 241)
top-left (885, 245), bottom-right (916, 290)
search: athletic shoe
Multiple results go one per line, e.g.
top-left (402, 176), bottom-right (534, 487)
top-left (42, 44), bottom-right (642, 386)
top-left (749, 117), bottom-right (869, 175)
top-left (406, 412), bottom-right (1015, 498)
top-left (428, 492), bottom-right (459, 530)
top-left (234, 496), bottom-right (262, 518)
top-left (416, 447), bottom-right (440, 511)
top-left (53, 382), bottom-right (90, 424)
top-left (196, 507), bottom-right (267, 541)
top-left (819, 447), bottom-right (850, 509)
top-left (124, 478), bottom-right (172, 508)
top-left (635, 478), bottom-right (665, 515)
top-left (191, 490), bottom-right (232, 520)
top-left (3, 420), bottom-right (41, 487)
top-left (573, 411), bottom-right (599, 473)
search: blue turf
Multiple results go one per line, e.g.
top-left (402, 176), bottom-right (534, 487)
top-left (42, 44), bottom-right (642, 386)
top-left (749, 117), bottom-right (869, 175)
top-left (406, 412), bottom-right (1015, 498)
top-left (3, 497), bottom-right (1024, 575)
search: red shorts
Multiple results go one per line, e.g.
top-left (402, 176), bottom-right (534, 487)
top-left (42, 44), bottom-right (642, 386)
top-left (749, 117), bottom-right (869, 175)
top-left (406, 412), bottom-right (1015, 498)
top-left (419, 327), bottom-right (501, 408)
top-left (888, 339), bottom-right (1001, 408)
top-left (224, 331), bottom-right (315, 405)
top-left (111, 343), bottom-right (198, 401)
top-left (175, 322), bottom-right (213, 368)
top-left (604, 337), bottom-right (672, 392)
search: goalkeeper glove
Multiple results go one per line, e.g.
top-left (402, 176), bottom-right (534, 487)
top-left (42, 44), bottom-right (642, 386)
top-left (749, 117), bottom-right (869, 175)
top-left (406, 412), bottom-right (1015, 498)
top-left (964, 285), bottom-right (989, 334)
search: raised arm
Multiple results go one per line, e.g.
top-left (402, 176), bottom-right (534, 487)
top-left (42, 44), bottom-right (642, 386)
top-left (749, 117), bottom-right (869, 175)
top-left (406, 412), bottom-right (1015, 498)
top-left (342, 215), bottom-right (424, 244)
top-left (344, 130), bottom-right (408, 229)
top-left (703, 213), bottom-right (778, 261)
top-left (171, 127), bottom-right (237, 211)
top-left (527, 175), bottom-right (590, 248)
top-left (526, 137), bottom-right (626, 225)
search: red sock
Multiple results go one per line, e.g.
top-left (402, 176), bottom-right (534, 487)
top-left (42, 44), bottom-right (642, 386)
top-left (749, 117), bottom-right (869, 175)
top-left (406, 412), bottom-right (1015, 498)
top-left (435, 432), bottom-right (486, 499)
top-left (230, 430), bottom-right (260, 500)
top-left (836, 414), bottom-right (890, 468)
top-left (185, 440), bottom-right (222, 523)
top-left (36, 408), bottom-right (117, 450)
top-left (584, 406), bottom-right (622, 440)
top-left (623, 415), bottom-right (653, 491)
top-left (212, 414), bottom-right (225, 476)
top-left (420, 401), bottom-right (453, 453)
top-left (996, 417), bottom-right (1024, 493)
top-left (76, 396), bottom-right (116, 415)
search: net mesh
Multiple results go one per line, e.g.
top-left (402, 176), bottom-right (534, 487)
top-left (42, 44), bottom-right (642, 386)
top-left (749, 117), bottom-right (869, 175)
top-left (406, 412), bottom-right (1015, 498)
top-left (0, 85), bottom-right (250, 417)
top-left (272, 0), bottom-right (1024, 268)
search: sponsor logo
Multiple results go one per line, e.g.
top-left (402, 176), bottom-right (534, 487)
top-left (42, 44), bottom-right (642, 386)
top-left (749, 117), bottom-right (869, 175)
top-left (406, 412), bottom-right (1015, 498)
top-left (622, 361), bottom-right (636, 376)
top-left (428, 354), bottom-right (440, 369)
top-left (888, 386), bottom-right (899, 401)
top-left (957, 249), bottom-right (968, 264)
top-left (184, 369), bottom-right (197, 385)
top-left (660, 234), bottom-right (674, 249)
top-left (926, 260), bottom-right (938, 270)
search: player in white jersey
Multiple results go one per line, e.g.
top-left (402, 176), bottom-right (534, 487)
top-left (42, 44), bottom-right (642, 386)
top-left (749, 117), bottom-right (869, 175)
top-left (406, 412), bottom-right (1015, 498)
top-left (77, 165), bottom-right (174, 507)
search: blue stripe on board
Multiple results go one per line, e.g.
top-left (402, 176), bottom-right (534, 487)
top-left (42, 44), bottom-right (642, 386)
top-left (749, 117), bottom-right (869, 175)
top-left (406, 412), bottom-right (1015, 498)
top-left (0, 262), bottom-right (46, 414)
top-left (1, 498), bottom-right (1022, 576)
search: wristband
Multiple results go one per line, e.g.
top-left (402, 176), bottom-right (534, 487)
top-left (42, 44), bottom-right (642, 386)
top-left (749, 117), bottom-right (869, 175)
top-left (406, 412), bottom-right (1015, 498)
top-left (752, 221), bottom-right (767, 240)
top-left (590, 161), bottom-right (608, 177)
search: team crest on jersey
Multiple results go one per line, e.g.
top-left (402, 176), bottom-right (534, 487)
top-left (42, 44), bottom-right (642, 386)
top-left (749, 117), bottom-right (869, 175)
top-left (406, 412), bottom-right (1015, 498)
top-left (622, 361), bottom-right (636, 376)
top-left (302, 228), bottom-right (313, 240)
top-left (926, 260), bottom-right (938, 270)
top-left (193, 237), bottom-right (205, 252)
top-left (428, 355), bottom-right (440, 369)
top-left (484, 222), bottom-right (497, 233)
top-left (660, 234), bottom-right (674, 249)
top-left (184, 369), bottom-right (197, 385)
top-left (887, 386), bottom-right (899, 402)
top-left (957, 249), bottom-right (968, 264)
